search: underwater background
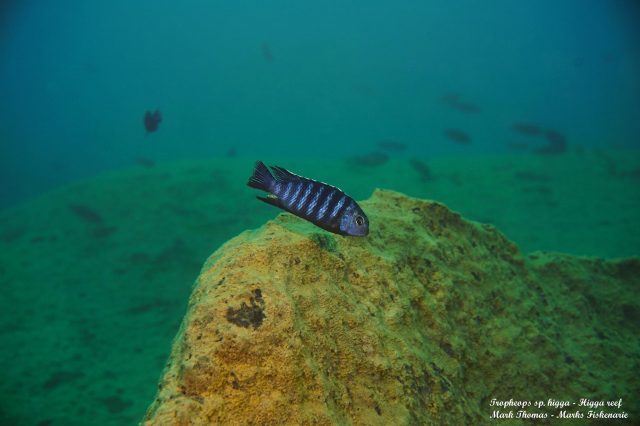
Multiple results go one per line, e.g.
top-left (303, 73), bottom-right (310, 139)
top-left (1, 1), bottom-right (639, 425)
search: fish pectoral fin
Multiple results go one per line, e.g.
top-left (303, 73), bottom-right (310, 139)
top-left (256, 195), bottom-right (281, 208)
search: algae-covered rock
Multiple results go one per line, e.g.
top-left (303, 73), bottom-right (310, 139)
top-left (143, 189), bottom-right (639, 425)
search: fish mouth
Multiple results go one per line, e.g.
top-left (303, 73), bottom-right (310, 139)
top-left (349, 228), bottom-right (369, 237)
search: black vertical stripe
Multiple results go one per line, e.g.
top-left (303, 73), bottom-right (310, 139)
top-left (279, 181), bottom-right (293, 203)
top-left (322, 188), bottom-right (345, 224)
top-left (301, 182), bottom-right (314, 218)
top-left (332, 195), bottom-right (350, 220)
top-left (312, 182), bottom-right (326, 213)
top-left (293, 180), bottom-right (311, 213)
top-left (300, 180), bottom-right (318, 212)
top-left (315, 185), bottom-right (335, 221)
top-left (288, 181), bottom-right (304, 208)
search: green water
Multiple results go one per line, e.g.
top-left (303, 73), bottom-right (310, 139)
top-left (1, 153), bottom-right (639, 424)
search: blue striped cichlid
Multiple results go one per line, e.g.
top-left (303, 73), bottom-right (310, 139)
top-left (247, 161), bottom-right (369, 237)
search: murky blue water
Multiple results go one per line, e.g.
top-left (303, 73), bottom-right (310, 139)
top-left (2, 1), bottom-right (639, 208)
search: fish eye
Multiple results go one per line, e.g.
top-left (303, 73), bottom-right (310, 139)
top-left (355, 216), bottom-right (364, 226)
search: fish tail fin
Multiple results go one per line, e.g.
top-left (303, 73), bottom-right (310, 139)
top-left (247, 161), bottom-right (275, 192)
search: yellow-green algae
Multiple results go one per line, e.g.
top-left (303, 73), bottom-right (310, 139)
top-left (143, 189), bottom-right (639, 425)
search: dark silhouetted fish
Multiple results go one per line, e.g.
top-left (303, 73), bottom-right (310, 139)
top-left (144, 110), bottom-right (162, 133)
top-left (620, 168), bottom-right (640, 179)
top-left (347, 151), bottom-right (389, 167)
top-left (451, 101), bottom-right (481, 113)
top-left (247, 161), bottom-right (369, 236)
top-left (514, 171), bottom-right (550, 182)
top-left (440, 93), bottom-right (462, 104)
top-left (68, 204), bottom-right (102, 224)
top-left (536, 129), bottom-right (567, 155)
top-left (262, 43), bottom-right (273, 63)
top-left (440, 93), bottom-right (481, 113)
top-left (409, 159), bottom-right (434, 182)
top-left (544, 129), bottom-right (566, 145)
top-left (377, 139), bottom-right (407, 153)
top-left (511, 122), bottom-right (542, 136)
top-left (134, 157), bottom-right (155, 168)
top-left (444, 129), bottom-right (471, 144)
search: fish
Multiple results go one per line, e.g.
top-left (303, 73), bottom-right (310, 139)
top-left (440, 93), bottom-right (462, 104)
top-left (409, 158), bottom-right (433, 182)
top-left (449, 101), bottom-right (481, 113)
top-left (261, 42), bottom-right (274, 63)
top-left (514, 171), bottom-right (550, 182)
top-left (134, 157), bottom-right (155, 168)
top-left (511, 122), bottom-right (542, 136)
top-left (535, 129), bottom-right (567, 155)
top-left (439, 93), bottom-right (481, 113)
top-left (377, 139), bottom-right (407, 153)
top-left (68, 204), bottom-right (102, 224)
top-left (247, 161), bottom-right (369, 236)
top-left (347, 151), bottom-right (389, 167)
top-left (144, 110), bottom-right (162, 133)
top-left (544, 129), bottom-right (566, 145)
top-left (444, 129), bottom-right (471, 144)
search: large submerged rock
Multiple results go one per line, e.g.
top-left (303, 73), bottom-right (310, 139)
top-left (143, 190), bottom-right (639, 425)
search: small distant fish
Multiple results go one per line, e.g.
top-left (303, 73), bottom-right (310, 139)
top-left (450, 101), bottom-right (481, 113)
top-left (68, 204), bottom-right (102, 224)
top-left (144, 110), bottom-right (162, 133)
top-left (514, 171), bottom-right (550, 182)
top-left (134, 157), bottom-right (155, 168)
top-left (247, 161), bottom-right (369, 236)
top-left (440, 93), bottom-right (462, 104)
top-left (544, 129), bottom-right (566, 146)
top-left (261, 43), bottom-right (273, 63)
top-left (511, 122), bottom-right (542, 137)
top-left (536, 129), bottom-right (567, 155)
top-left (440, 93), bottom-right (481, 113)
top-left (377, 139), bottom-right (407, 153)
top-left (409, 158), bottom-right (434, 182)
top-left (444, 129), bottom-right (471, 144)
top-left (347, 151), bottom-right (389, 167)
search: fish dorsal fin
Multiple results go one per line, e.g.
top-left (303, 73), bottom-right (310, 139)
top-left (271, 165), bottom-right (303, 182)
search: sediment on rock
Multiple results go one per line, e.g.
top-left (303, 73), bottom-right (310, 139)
top-left (143, 189), bottom-right (639, 425)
